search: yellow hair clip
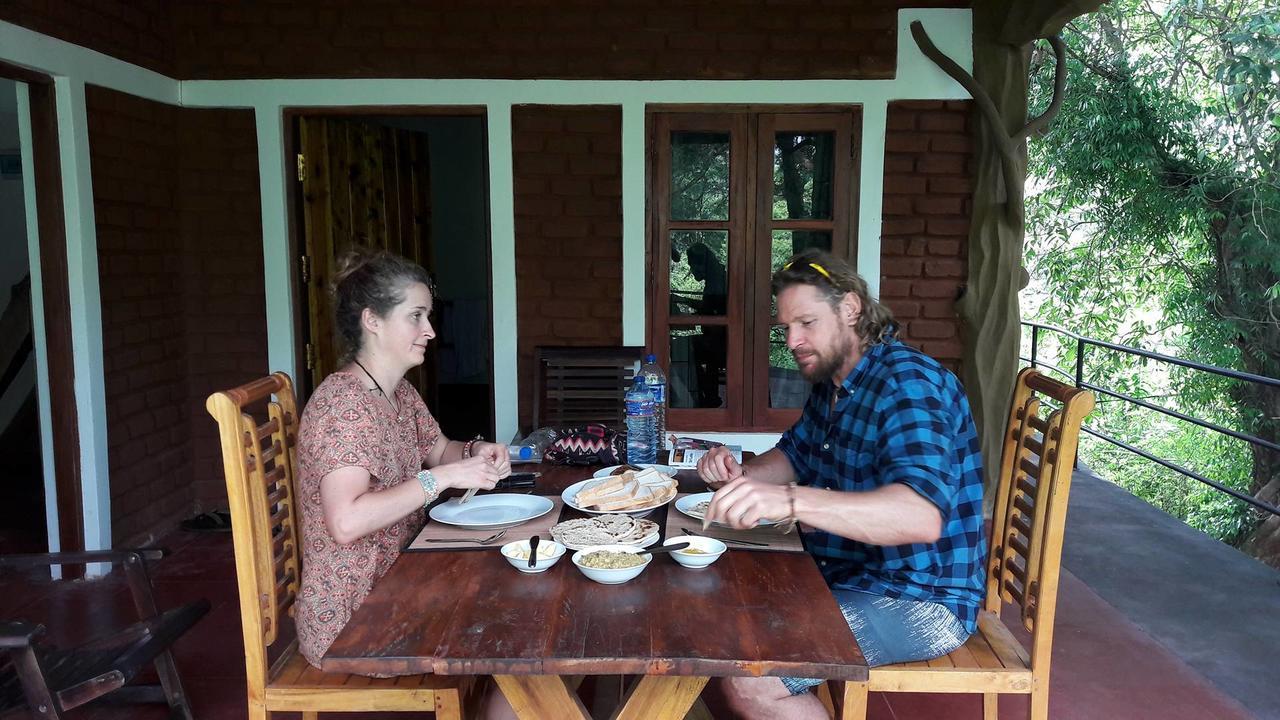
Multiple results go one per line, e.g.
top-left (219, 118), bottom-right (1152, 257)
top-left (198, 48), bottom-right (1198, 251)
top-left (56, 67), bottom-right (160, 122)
top-left (782, 260), bottom-right (834, 282)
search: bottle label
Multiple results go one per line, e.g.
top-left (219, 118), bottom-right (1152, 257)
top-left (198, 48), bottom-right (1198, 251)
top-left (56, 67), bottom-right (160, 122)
top-left (625, 399), bottom-right (654, 416)
top-left (646, 381), bottom-right (666, 404)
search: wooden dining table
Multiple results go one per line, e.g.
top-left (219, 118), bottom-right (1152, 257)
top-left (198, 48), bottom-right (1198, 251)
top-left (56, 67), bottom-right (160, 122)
top-left (322, 463), bottom-right (867, 719)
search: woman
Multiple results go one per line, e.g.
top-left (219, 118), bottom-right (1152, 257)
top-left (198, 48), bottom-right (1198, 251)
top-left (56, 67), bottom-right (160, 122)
top-left (295, 249), bottom-right (510, 669)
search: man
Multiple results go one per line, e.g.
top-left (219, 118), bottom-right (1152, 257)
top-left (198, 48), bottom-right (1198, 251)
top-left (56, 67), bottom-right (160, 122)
top-left (698, 250), bottom-right (986, 719)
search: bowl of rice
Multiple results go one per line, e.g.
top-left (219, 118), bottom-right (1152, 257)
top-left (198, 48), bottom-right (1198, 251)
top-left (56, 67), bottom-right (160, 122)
top-left (570, 544), bottom-right (652, 585)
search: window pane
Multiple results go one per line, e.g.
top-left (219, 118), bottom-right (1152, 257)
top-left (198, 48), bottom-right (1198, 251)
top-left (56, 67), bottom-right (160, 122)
top-left (773, 132), bottom-right (835, 220)
top-left (670, 231), bottom-right (728, 317)
top-left (669, 325), bottom-right (727, 409)
top-left (768, 325), bottom-right (809, 408)
top-left (671, 132), bottom-right (730, 221)
top-left (769, 230), bottom-right (832, 315)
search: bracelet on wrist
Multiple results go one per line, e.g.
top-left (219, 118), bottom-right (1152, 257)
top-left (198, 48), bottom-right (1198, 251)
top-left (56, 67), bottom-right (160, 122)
top-left (416, 469), bottom-right (439, 508)
top-left (783, 482), bottom-right (799, 535)
top-left (462, 435), bottom-right (483, 459)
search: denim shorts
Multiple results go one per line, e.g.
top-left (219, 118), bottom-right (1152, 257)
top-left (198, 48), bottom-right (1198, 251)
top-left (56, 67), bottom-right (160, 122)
top-left (781, 589), bottom-right (970, 695)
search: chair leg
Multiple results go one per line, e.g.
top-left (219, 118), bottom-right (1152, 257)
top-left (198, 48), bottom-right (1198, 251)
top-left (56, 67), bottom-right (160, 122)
top-left (301, 712), bottom-right (318, 720)
top-left (1030, 688), bottom-right (1048, 720)
top-left (434, 687), bottom-right (462, 720)
top-left (840, 682), bottom-right (869, 720)
top-left (247, 700), bottom-right (269, 720)
top-left (815, 681), bottom-right (836, 718)
top-left (984, 692), bottom-right (998, 720)
top-left (153, 649), bottom-right (195, 720)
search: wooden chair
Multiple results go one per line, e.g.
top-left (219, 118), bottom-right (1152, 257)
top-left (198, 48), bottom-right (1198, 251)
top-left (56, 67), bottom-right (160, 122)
top-left (831, 368), bottom-right (1094, 720)
top-left (532, 346), bottom-right (644, 431)
top-left (0, 548), bottom-right (209, 719)
top-left (206, 372), bottom-right (477, 719)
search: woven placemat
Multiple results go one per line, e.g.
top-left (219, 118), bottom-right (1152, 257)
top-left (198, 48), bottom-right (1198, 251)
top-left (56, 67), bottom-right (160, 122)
top-left (406, 497), bottom-right (564, 552)
top-left (664, 494), bottom-right (807, 553)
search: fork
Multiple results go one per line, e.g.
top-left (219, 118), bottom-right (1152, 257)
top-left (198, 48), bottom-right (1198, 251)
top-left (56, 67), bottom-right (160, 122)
top-left (418, 529), bottom-right (507, 545)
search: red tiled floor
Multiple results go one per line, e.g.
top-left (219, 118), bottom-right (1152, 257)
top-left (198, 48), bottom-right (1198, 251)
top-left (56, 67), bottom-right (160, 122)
top-left (2, 532), bottom-right (1254, 719)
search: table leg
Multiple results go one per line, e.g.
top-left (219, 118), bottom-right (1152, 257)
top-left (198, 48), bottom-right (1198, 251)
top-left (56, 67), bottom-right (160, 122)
top-left (610, 675), bottom-right (709, 720)
top-left (493, 675), bottom-right (591, 720)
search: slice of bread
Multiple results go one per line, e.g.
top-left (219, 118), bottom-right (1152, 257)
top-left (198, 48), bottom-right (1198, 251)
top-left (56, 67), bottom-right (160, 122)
top-left (576, 473), bottom-right (638, 509)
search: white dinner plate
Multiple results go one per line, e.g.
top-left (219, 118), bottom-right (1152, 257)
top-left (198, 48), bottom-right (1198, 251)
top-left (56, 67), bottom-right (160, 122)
top-left (591, 464), bottom-right (678, 479)
top-left (428, 494), bottom-right (555, 530)
top-left (674, 491), bottom-right (782, 528)
top-left (562, 477), bottom-right (677, 517)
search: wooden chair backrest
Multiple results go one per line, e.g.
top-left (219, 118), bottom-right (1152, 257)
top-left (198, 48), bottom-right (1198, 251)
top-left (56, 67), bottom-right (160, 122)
top-left (533, 346), bottom-right (643, 431)
top-left (986, 368), bottom-right (1094, 671)
top-left (206, 373), bottom-right (303, 689)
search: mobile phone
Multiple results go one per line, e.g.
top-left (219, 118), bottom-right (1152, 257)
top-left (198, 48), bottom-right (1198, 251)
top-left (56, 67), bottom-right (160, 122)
top-left (498, 472), bottom-right (539, 489)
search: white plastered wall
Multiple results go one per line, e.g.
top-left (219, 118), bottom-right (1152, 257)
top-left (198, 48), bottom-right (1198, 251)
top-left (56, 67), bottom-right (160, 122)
top-left (0, 9), bottom-right (971, 549)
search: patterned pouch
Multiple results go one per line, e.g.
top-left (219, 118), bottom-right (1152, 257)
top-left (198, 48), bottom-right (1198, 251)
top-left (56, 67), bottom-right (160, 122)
top-left (543, 424), bottom-right (625, 466)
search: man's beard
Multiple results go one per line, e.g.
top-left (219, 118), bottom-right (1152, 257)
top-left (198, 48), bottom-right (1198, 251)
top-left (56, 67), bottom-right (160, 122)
top-left (794, 332), bottom-right (857, 383)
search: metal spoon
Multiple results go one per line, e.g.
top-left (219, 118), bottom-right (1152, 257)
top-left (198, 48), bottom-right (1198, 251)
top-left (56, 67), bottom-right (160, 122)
top-left (417, 529), bottom-right (507, 545)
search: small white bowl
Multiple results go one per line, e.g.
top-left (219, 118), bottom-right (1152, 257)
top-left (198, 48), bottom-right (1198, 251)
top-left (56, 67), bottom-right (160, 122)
top-left (500, 539), bottom-right (566, 574)
top-left (665, 535), bottom-right (727, 569)
top-left (571, 544), bottom-right (652, 584)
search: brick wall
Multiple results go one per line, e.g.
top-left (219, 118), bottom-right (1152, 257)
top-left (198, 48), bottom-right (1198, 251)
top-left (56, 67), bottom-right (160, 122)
top-left (879, 100), bottom-right (972, 374)
top-left (0, 0), bottom-right (174, 75)
top-left (177, 109), bottom-right (267, 511)
top-left (86, 86), bottom-right (189, 544)
top-left (170, 1), bottom-right (972, 80)
top-left (5, 1), bottom-right (965, 81)
top-left (87, 87), bottom-right (266, 544)
top-left (513, 107), bottom-right (623, 430)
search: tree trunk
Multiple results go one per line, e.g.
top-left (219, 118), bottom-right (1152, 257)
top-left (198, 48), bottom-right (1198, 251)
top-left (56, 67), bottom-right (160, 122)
top-left (962, 0), bottom-right (1101, 501)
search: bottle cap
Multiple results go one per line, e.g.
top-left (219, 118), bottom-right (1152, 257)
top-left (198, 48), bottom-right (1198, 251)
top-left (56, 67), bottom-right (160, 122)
top-left (519, 446), bottom-right (533, 460)
top-left (645, 353), bottom-right (656, 363)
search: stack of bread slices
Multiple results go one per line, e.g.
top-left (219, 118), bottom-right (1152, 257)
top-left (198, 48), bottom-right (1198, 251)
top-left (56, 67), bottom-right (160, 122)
top-left (574, 468), bottom-right (677, 512)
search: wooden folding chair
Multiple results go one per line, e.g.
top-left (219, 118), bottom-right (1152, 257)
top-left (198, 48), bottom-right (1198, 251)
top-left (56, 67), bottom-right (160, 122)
top-left (532, 346), bottom-right (644, 431)
top-left (830, 368), bottom-right (1094, 720)
top-left (207, 372), bottom-right (477, 719)
top-left (0, 549), bottom-right (209, 719)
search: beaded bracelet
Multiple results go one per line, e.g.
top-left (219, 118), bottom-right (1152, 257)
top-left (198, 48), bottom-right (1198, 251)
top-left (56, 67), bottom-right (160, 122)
top-left (462, 434), bottom-right (483, 460)
top-left (782, 482), bottom-right (799, 535)
top-left (416, 469), bottom-right (439, 508)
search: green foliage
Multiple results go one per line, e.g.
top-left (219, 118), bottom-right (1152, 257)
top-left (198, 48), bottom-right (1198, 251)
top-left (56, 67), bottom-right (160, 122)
top-left (1024, 0), bottom-right (1279, 547)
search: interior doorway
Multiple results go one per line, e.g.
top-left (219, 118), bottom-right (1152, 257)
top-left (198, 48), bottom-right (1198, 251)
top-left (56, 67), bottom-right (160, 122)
top-left (0, 78), bottom-right (47, 554)
top-left (293, 112), bottom-right (494, 440)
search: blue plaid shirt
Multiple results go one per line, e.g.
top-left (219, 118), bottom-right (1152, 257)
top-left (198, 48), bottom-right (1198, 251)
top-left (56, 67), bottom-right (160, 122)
top-left (777, 338), bottom-right (986, 632)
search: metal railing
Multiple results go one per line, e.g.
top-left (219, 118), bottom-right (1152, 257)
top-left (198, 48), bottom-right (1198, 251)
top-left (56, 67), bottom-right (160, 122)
top-left (1022, 321), bottom-right (1280, 518)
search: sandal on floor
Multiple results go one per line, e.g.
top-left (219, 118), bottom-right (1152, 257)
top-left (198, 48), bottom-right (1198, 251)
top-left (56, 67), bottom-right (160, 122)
top-left (180, 510), bottom-right (232, 532)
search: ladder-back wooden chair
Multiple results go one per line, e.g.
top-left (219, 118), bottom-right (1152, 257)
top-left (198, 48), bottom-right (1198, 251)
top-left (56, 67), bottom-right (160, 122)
top-left (532, 346), bottom-right (644, 431)
top-left (829, 368), bottom-right (1094, 720)
top-left (207, 372), bottom-right (475, 719)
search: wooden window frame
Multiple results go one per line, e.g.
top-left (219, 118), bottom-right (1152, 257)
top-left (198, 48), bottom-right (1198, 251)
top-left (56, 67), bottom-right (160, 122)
top-left (648, 107), bottom-right (860, 432)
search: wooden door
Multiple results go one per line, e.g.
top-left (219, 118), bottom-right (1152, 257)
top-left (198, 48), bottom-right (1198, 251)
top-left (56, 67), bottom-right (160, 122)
top-left (298, 117), bottom-right (435, 404)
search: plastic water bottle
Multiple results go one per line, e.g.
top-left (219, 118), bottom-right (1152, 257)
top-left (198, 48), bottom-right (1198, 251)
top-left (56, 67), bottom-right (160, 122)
top-left (624, 376), bottom-right (657, 465)
top-left (638, 354), bottom-right (668, 453)
top-left (507, 427), bottom-right (558, 464)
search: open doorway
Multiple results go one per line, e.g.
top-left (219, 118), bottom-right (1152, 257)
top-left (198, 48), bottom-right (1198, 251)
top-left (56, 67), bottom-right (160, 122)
top-left (292, 112), bottom-right (494, 440)
top-left (0, 78), bottom-right (47, 554)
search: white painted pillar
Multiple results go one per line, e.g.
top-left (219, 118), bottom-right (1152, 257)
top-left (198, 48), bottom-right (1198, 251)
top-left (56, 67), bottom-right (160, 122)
top-left (53, 77), bottom-right (111, 554)
top-left (486, 103), bottom-right (519, 442)
top-left (621, 100), bottom-right (646, 347)
top-left (254, 106), bottom-right (299, 379)
top-left (15, 82), bottom-right (61, 557)
top-left (857, 101), bottom-right (887, 299)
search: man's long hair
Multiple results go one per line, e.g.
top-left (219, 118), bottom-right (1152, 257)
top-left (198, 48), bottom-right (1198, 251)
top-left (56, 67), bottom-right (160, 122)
top-left (770, 249), bottom-right (897, 347)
